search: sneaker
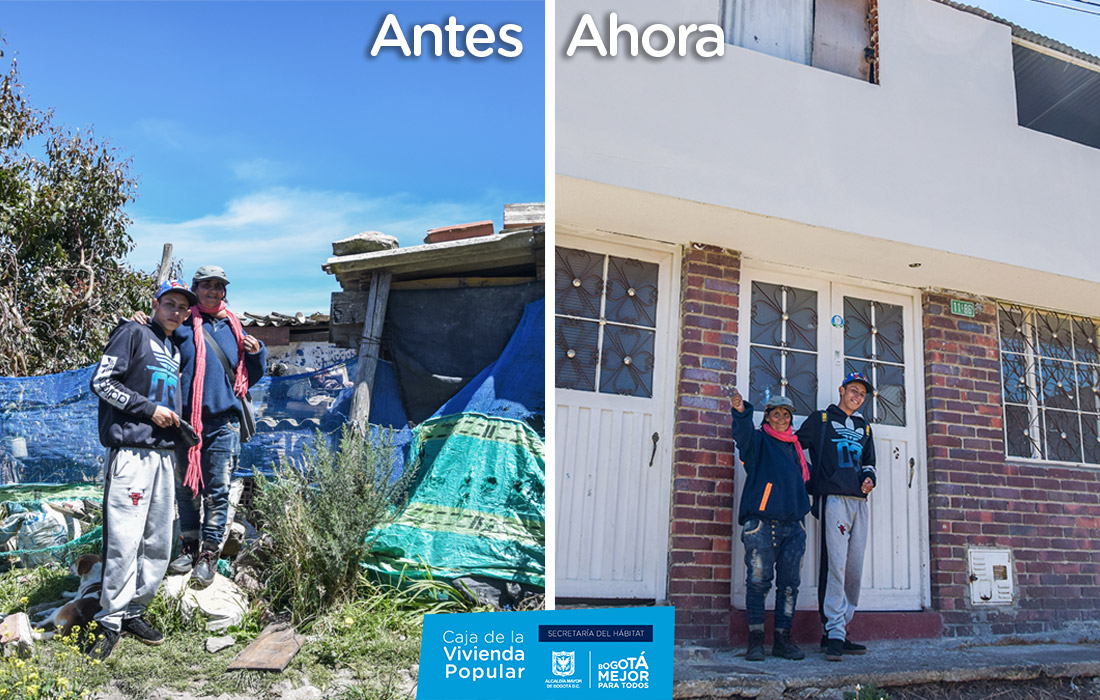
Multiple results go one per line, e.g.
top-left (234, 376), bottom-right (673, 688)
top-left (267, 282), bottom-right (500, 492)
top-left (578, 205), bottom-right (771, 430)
top-left (819, 635), bottom-right (867, 655)
top-left (168, 538), bottom-right (199, 575)
top-left (191, 544), bottom-right (219, 589)
top-left (824, 637), bottom-right (844, 662)
top-left (841, 638), bottom-right (867, 655)
top-left (121, 615), bottom-right (164, 646)
top-left (84, 627), bottom-right (121, 660)
top-left (745, 629), bottom-right (765, 661)
top-left (772, 629), bottom-right (805, 660)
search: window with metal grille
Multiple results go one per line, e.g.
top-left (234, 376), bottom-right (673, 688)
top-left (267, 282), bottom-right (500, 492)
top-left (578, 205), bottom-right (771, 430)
top-left (554, 247), bottom-right (659, 398)
top-left (998, 303), bottom-right (1100, 464)
top-left (843, 296), bottom-right (906, 427)
top-left (747, 281), bottom-right (819, 416)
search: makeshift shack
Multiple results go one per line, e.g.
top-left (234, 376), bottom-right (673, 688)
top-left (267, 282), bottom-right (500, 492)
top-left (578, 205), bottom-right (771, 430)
top-left (322, 202), bottom-right (546, 603)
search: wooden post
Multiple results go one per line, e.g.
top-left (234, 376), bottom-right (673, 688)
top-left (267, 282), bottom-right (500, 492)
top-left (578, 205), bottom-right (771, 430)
top-left (349, 270), bottom-right (392, 430)
top-left (155, 243), bottom-right (174, 285)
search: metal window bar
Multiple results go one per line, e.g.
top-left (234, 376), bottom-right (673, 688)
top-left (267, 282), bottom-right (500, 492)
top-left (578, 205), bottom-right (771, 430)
top-left (843, 298), bottom-right (905, 425)
top-left (556, 251), bottom-right (661, 396)
top-left (748, 284), bottom-right (818, 414)
top-left (1025, 311), bottom-right (1044, 460)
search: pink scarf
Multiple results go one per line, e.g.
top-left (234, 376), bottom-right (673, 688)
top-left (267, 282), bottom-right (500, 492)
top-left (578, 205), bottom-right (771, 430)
top-left (763, 423), bottom-right (810, 483)
top-left (183, 301), bottom-right (248, 497)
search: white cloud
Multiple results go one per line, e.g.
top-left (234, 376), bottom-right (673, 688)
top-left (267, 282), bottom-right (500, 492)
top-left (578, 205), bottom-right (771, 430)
top-left (133, 118), bottom-right (193, 151)
top-left (231, 157), bottom-right (293, 183)
top-left (127, 187), bottom-right (501, 314)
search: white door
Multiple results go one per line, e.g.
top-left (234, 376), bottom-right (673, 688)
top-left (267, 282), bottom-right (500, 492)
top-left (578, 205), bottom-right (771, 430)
top-left (554, 235), bottom-right (677, 599)
top-left (731, 267), bottom-right (927, 611)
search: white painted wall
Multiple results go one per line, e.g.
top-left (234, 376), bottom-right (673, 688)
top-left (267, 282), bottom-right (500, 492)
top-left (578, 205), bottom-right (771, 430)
top-left (267, 341), bottom-right (356, 373)
top-left (557, 0), bottom-right (1100, 288)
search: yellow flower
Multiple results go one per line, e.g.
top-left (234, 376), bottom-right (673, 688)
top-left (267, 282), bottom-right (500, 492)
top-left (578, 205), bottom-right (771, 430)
top-left (19, 597), bottom-right (28, 605)
top-left (344, 616), bottom-right (355, 627)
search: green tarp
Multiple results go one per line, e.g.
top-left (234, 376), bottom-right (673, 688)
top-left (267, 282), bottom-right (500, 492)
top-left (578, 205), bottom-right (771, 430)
top-left (362, 413), bottom-right (545, 587)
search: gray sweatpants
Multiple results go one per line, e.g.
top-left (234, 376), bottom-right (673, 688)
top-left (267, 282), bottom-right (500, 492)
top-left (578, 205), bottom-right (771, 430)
top-left (96, 447), bottom-right (175, 633)
top-left (821, 495), bottom-right (869, 641)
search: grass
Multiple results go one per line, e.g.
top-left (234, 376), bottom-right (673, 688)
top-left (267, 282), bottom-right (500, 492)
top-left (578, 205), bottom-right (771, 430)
top-left (0, 562), bottom-right (497, 699)
top-left (251, 427), bottom-right (414, 629)
top-left (0, 425), bottom-right (537, 699)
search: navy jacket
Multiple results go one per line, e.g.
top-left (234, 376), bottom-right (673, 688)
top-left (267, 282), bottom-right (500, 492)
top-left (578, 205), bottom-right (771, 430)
top-left (91, 319), bottom-right (183, 449)
top-left (175, 316), bottom-right (267, 421)
top-left (795, 404), bottom-right (877, 499)
top-left (732, 402), bottom-right (811, 525)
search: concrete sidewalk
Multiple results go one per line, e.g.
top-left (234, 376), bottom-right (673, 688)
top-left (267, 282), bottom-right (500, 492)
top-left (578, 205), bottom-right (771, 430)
top-left (674, 630), bottom-right (1100, 699)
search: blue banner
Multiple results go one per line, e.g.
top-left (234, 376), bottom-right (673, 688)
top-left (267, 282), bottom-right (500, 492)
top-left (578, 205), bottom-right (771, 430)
top-left (418, 607), bottom-right (674, 699)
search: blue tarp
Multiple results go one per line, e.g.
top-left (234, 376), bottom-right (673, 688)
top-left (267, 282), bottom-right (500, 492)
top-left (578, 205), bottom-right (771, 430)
top-left (0, 297), bottom-right (544, 486)
top-left (434, 298), bottom-right (544, 424)
top-left (0, 359), bottom-right (409, 485)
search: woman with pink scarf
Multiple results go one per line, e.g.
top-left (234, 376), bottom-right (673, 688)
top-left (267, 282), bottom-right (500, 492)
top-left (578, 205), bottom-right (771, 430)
top-left (730, 388), bottom-right (812, 663)
top-left (165, 265), bottom-right (267, 588)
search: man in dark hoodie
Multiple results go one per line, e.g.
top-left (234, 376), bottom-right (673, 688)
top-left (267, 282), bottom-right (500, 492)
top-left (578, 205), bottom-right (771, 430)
top-left (88, 280), bottom-right (198, 659)
top-left (796, 372), bottom-right (877, 662)
top-left (731, 389), bottom-right (811, 662)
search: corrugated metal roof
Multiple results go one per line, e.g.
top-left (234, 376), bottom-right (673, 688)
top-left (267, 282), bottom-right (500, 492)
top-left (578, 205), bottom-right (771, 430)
top-left (931, 0), bottom-right (1100, 67)
top-left (240, 311), bottom-right (330, 328)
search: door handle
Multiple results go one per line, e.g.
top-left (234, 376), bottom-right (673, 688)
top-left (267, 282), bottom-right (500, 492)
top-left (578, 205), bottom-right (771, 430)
top-left (908, 457), bottom-right (915, 488)
top-left (649, 432), bottom-right (660, 467)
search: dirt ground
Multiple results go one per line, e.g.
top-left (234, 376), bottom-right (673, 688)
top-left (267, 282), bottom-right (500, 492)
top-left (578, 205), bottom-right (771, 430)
top-left (694, 675), bottom-right (1100, 700)
top-left (885, 676), bottom-right (1100, 700)
top-left (91, 667), bottom-right (418, 700)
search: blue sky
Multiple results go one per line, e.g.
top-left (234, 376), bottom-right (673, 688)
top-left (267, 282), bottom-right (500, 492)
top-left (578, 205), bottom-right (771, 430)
top-left (2, 1), bottom-right (545, 314)
top-left (967, 0), bottom-right (1100, 57)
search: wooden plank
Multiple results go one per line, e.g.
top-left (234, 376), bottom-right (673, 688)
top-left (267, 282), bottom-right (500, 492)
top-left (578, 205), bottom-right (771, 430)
top-left (155, 244), bottom-right (174, 285)
top-left (227, 623), bottom-right (304, 672)
top-left (323, 229), bottom-right (541, 278)
top-left (349, 270), bottom-right (392, 428)
top-left (390, 276), bottom-right (535, 290)
top-left (503, 202), bottom-right (544, 229)
top-left (812, 0), bottom-right (871, 81)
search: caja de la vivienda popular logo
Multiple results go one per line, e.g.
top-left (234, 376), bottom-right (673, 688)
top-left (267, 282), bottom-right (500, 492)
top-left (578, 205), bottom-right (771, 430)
top-left (419, 607), bottom-right (673, 699)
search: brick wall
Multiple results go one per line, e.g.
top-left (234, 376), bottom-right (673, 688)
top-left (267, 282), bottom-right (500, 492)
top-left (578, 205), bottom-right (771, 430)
top-left (923, 291), bottom-right (1100, 637)
top-left (667, 243), bottom-right (740, 643)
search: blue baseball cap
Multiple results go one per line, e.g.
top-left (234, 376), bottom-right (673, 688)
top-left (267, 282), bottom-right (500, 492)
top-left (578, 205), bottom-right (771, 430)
top-left (156, 279), bottom-right (198, 306)
top-left (842, 372), bottom-right (874, 393)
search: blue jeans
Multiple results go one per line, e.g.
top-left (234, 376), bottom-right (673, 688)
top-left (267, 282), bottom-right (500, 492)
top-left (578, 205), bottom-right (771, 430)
top-left (175, 416), bottom-right (239, 546)
top-left (741, 518), bottom-right (806, 630)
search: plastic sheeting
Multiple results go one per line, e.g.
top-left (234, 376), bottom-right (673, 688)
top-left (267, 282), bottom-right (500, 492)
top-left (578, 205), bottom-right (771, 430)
top-left (0, 293), bottom-right (544, 487)
top-left (434, 298), bottom-right (544, 429)
top-left (0, 359), bottom-right (407, 485)
top-left (385, 282), bottom-right (543, 424)
top-left (362, 413), bottom-right (545, 588)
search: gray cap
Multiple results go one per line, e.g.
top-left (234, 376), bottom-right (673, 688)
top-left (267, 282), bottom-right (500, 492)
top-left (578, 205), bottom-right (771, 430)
top-left (764, 395), bottom-right (795, 414)
top-left (193, 265), bottom-right (229, 285)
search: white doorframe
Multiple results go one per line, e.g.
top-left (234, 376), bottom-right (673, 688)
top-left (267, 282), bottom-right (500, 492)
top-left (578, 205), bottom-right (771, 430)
top-left (732, 261), bottom-right (930, 610)
top-left (554, 231), bottom-right (681, 600)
